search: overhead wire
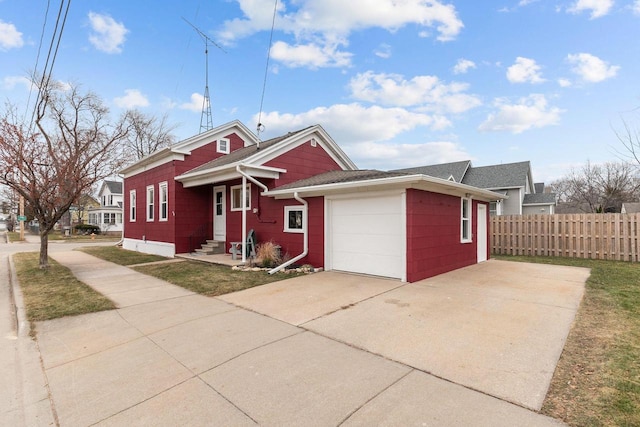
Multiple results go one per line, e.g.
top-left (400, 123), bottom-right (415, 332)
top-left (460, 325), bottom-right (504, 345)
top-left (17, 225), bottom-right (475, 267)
top-left (24, 0), bottom-right (52, 125)
top-left (256, 0), bottom-right (278, 141)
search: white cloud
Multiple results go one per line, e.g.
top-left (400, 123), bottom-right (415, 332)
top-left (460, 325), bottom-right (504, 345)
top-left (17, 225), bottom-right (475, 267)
top-left (452, 58), bottom-right (476, 74)
top-left (114, 89), bottom-right (149, 109)
top-left (567, 52), bottom-right (619, 82)
top-left (349, 71), bottom-right (481, 114)
top-left (0, 19), bottom-right (23, 51)
top-left (557, 78), bottom-right (572, 87)
top-left (479, 94), bottom-right (564, 134)
top-left (634, 0), bottom-right (640, 14)
top-left (346, 140), bottom-right (471, 169)
top-left (218, 0), bottom-right (463, 69)
top-left (506, 57), bottom-right (545, 84)
top-left (180, 93), bottom-right (205, 113)
top-left (254, 103), bottom-right (444, 144)
top-left (88, 12), bottom-right (128, 54)
top-left (2, 75), bottom-right (31, 90)
top-left (567, 0), bottom-right (613, 18)
top-left (374, 43), bottom-right (391, 59)
top-left (270, 40), bottom-right (352, 68)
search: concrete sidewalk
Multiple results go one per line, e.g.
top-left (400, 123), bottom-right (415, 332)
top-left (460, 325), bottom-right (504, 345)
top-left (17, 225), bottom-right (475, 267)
top-left (10, 250), bottom-right (566, 426)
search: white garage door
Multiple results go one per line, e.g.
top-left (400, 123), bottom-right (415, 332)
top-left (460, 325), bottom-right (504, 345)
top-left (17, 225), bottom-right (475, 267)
top-left (328, 193), bottom-right (405, 280)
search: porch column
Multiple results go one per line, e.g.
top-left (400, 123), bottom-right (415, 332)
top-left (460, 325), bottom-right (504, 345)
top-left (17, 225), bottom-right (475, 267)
top-left (242, 175), bottom-right (247, 263)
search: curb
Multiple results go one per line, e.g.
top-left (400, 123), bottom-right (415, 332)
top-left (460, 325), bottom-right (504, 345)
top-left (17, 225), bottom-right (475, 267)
top-left (7, 254), bottom-right (58, 426)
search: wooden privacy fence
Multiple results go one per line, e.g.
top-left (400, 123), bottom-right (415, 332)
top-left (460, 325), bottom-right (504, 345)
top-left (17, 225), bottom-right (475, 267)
top-left (491, 213), bottom-right (640, 261)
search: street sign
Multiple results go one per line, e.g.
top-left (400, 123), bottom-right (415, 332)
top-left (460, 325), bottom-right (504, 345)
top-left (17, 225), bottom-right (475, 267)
top-left (18, 215), bottom-right (27, 221)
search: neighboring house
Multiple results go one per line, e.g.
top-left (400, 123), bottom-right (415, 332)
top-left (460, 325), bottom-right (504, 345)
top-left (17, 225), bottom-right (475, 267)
top-left (394, 161), bottom-right (556, 215)
top-left (621, 202), bottom-right (640, 214)
top-left (88, 180), bottom-right (124, 234)
top-left (120, 120), bottom-right (505, 283)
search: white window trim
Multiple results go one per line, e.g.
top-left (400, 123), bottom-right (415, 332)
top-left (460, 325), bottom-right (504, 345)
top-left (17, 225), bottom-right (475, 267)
top-left (217, 138), bottom-right (230, 154)
top-left (129, 190), bottom-right (136, 222)
top-left (159, 181), bottom-right (168, 221)
top-left (146, 185), bottom-right (155, 222)
top-left (461, 197), bottom-right (472, 243)
top-left (230, 184), bottom-right (251, 211)
top-left (284, 205), bottom-right (306, 233)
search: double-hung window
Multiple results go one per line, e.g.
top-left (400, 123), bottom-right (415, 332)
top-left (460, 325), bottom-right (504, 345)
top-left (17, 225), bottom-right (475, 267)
top-left (159, 182), bottom-right (168, 221)
top-left (146, 185), bottom-right (154, 221)
top-left (461, 197), bottom-right (472, 242)
top-left (129, 190), bottom-right (136, 222)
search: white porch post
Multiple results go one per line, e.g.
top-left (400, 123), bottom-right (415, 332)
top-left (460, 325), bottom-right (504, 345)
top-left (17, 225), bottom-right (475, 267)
top-left (241, 175), bottom-right (247, 263)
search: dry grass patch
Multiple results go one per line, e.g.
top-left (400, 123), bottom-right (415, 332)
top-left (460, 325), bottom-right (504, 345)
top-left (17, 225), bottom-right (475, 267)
top-left (133, 261), bottom-right (302, 297)
top-left (496, 256), bottom-right (640, 427)
top-left (13, 252), bottom-right (115, 325)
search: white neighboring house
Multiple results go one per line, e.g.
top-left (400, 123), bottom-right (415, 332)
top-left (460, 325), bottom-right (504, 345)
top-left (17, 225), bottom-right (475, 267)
top-left (88, 180), bottom-right (123, 234)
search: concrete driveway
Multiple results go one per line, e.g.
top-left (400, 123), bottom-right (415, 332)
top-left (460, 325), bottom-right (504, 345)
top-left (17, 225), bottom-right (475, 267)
top-left (15, 251), bottom-right (587, 426)
top-left (221, 259), bottom-right (590, 410)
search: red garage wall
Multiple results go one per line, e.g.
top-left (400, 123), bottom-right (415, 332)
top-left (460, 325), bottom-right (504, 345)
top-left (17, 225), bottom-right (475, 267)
top-left (405, 189), bottom-right (488, 282)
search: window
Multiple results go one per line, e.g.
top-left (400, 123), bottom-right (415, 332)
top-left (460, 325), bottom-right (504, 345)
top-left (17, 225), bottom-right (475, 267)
top-left (146, 185), bottom-right (154, 221)
top-left (89, 213), bottom-right (98, 225)
top-left (217, 138), bottom-right (230, 154)
top-left (129, 190), bottom-right (136, 222)
top-left (103, 213), bottom-right (117, 224)
top-left (116, 213), bottom-right (122, 224)
top-left (461, 197), bottom-right (472, 242)
top-left (284, 206), bottom-right (306, 233)
top-left (159, 182), bottom-right (168, 221)
top-left (231, 184), bottom-right (251, 211)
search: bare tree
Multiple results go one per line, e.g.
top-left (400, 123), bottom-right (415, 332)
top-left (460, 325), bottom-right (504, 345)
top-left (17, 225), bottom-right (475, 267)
top-left (550, 161), bottom-right (640, 213)
top-left (121, 109), bottom-right (176, 160)
top-left (0, 81), bottom-right (129, 267)
top-left (615, 115), bottom-right (640, 167)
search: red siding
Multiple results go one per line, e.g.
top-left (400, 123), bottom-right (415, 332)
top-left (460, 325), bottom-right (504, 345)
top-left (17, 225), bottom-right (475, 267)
top-left (265, 139), bottom-right (342, 186)
top-left (405, 189), bottom-right (488, 282)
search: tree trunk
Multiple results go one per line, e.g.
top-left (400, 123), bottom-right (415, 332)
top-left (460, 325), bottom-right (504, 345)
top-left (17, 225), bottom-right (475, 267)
top-left (39, 230), bottom-right (49, 269)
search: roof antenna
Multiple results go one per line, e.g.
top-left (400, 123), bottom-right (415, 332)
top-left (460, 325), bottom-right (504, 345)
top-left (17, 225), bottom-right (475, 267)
top-left (183, 17), bottom-right (226, 134)
top-left (256, 0), bottom-right (278, 145)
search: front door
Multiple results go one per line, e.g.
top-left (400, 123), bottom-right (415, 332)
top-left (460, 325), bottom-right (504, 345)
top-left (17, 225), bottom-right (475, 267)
top-left (213, 186), bottom-right (226, 241)
top-left (477, 203), bottom-right (487, 262)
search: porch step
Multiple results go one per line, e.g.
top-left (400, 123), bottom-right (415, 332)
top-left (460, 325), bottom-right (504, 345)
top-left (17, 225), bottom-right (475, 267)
top-left (194, 240), bottom-right (225, 255)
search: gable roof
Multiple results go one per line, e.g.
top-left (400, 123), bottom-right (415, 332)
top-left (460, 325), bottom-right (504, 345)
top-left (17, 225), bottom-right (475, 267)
top-left (461, 161), bottom-right (532, 189)
top-left (104, 180), bottom-right (122, 194)
top-left (392, 160), bottom-right (471, 182)
top-left (622, 202), bottom-right (640, 213)
top-left (534, 182), bottom-right (545, 193)
top-left (175, 124), bottom-right (357, 187)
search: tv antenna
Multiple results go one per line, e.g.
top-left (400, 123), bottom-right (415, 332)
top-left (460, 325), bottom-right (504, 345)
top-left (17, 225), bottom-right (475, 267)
top-left (183, 18), bottom-right (226, 133)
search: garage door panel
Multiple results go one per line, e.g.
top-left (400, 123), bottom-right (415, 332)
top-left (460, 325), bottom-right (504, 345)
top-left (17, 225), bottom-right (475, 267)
top-left (329, 194), bottom-right (405, 280)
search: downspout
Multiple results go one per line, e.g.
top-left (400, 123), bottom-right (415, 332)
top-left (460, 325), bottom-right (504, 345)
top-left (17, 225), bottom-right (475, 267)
top-left (236, 165), bottom-right (270, 263)
top-left (268, 191), bottom-right (307, 275)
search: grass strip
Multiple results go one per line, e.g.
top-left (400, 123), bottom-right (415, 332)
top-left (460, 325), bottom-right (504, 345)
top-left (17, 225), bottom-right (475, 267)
top-left (78, 246), bottom-right (169, 265)
top-left (133, 261), bottom-right (302, 297)
top-left (13, 252), bottom-right (115, 324)
top-left (495, 255), bottom-right (640, 427)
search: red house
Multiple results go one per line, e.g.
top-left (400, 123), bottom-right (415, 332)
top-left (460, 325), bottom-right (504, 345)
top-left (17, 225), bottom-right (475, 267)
top-left (121, 120), bottom-right (505, 283)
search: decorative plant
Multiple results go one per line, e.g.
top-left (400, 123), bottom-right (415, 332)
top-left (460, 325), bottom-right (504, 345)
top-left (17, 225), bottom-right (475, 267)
top-left (256, 241), bottom-right (282, 268)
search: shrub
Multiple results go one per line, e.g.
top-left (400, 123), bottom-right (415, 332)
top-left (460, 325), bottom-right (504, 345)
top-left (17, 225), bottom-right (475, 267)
top-left (74, 224), bottom-right (101, 235)
top-left (256, 241), bottom-right (282, 268)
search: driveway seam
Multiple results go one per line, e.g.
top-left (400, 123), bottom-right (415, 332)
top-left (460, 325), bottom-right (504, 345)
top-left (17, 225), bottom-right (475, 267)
top-left (198, 377), bottom-right (260, 425)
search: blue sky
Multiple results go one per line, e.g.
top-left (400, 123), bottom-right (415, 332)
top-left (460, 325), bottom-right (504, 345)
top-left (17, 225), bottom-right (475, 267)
top-left (1, 0), bottom-right (639, 183)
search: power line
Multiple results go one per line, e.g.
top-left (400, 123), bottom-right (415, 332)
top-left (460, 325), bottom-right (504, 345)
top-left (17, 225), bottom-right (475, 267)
top-left (256, 0), bottom-right (279, 141)
top-left (24, 0), bottom-right (52, 125)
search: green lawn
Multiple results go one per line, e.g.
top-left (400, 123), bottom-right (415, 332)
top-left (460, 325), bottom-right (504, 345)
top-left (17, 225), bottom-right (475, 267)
top-left (495, 255), bottom-right (640, 427)
top-left (78, 245), bottom-right (168, 265)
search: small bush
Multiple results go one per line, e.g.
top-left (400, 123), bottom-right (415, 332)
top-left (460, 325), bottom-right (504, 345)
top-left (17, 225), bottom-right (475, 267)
top-left (74, 224), bottom-right (101, 235)
top-left (256, 241), bottom-right (282, 268)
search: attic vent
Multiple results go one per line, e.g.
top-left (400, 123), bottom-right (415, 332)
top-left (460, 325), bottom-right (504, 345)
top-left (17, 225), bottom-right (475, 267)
top-left (310, 138), bottom-right (317, 147)
top-left (448, 175), bottom-right (455, 182)
top-left (217, 138), bottom-right (230, 154)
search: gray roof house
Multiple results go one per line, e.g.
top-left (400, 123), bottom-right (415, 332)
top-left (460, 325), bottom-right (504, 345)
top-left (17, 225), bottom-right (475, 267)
top-left (394, 160), bottom-right (556, 215)
top-left (621, 202), bottom-right (640, 214)
top-left (87, 180), bottom-right (124, 233)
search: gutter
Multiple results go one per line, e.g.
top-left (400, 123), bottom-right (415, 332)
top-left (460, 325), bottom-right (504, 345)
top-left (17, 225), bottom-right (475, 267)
top-left (269, 191), bottom-right (308, 275)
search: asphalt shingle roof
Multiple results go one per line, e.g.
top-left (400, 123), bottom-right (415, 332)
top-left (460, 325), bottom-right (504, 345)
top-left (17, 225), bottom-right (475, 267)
top-left (272, 169), bottom-right (411, 191)
top-left (461, 161), bottom-right (531, 189)
top-left (622, 202), bottom-right (640, 213)
top-left (523, 193), bottom-right (556, 205)
top-left (104, 181), bottom-right (122, 194)
top-left (392, 160), bottom-right (471, 182)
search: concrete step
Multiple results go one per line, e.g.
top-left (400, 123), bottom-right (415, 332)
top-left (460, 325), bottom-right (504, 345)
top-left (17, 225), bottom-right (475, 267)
top-left (196, 240), bottom-right (225, 255)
